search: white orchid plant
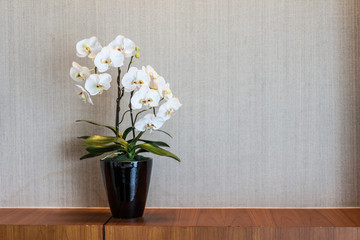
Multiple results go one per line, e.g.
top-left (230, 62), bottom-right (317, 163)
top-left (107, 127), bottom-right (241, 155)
top-left (70, 35), bottom-right (181, 162)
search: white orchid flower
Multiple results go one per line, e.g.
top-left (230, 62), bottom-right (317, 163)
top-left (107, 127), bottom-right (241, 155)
top-left (149, 76), bottom-right (173, 100)
top-left (94, 46), bottom-right (124, 72)
top-left (149, 76), bottom-right (165, 91)
top-left (131, 86), bottom-right (160, 109)
top-left (142, 65), bottom-right (160, 80)
top-left (74, 85), bottom-right (93, 105)
top-left (108, 35), bottom-right (136, 58)
top-left (70, 62), bottom-right (90, 83)
top-left (122, 67), bottom-right (150, 92)
top-left (135, 113), bottom-right (165, 132)
top-left (76, 36), bottom-right (102, 58)
top-left (157, 97), bottom-right (181, 120)
top-left (162, 83), bottom-right (173, 100)
top-left (85, 74), bottom-right (112, 96)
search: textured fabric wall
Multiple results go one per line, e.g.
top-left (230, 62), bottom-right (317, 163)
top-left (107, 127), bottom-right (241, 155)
top-left (0, 0), bottom-right (359, 207)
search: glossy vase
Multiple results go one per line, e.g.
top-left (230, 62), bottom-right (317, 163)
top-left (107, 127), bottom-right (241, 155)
top-left (100, 156), bottom-right (152, 219)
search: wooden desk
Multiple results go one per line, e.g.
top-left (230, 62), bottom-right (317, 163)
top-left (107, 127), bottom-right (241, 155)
top-left (106, 208), bottom-right (360, 240)
top-left (0, 208), bottom-right (111, 240)
top-left (1, 208), bottom-right (360, 239)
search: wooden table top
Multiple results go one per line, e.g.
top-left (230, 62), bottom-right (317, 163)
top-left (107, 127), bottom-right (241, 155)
top-left (1, 208), bottom-right (359, 240)
top-left (0, 208), bottom-right (111, 225)
top-left (108, 208), bottom-right (360, 227)
top-left (0, 208), bottom-right (359, 227)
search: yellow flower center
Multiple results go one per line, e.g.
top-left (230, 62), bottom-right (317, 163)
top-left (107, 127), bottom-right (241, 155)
top-left (140, 98), bottom-right (153, 104)
top-left (132, 80), bottom-right (144, 85)
top-left (96, 84), bottom-right (104, 93)
top-left (84, 44), bottom-right (91, 53)
top-left (116, 46), bottom-right (124, 52)
top-left (167, 108), bottom-right (174, 115)
top-left (146, 123), bottom-right (155, 130)
top-left (78, 92), bottom-right (87, 101)
top-left (76, 73), bottom-right (85, 80)
top-left (164, 88), bottom-right (172, 95)
top-left (101, 59), bottom-right (112, 65)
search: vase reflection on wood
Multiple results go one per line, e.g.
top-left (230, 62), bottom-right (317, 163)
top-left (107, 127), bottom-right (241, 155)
top-left (100, 156), bottom-right (152, 219)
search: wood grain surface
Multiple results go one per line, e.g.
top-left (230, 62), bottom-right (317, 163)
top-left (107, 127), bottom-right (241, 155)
top-left (106, 208), bottom-right (360, 240)
top-left (0, 208), bottom-right (359, 239)
top-left (0, 208), bottom-right (111, 240)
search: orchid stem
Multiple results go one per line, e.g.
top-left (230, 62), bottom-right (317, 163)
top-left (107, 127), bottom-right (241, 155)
top-left (134, 109), bottom-right (149, 123)
top-left (119, 110), bottom-right (130, 125)
top-left (127, 56), bottom-right (136, 139)
top-left (153, 107), bottom-right (156, 116)
top-left (115, 67), bottom-right (122, 137)
top-left (127, 56), bottom-right (134, 71)
top-left (129, 91), bottom-right (136, 139)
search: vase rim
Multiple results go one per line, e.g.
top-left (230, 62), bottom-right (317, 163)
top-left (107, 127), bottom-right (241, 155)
top-left (101, 155), bottom-right (152, 162)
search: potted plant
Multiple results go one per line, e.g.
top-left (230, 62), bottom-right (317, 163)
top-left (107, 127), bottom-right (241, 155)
top-left (69, 35), bottom-right (181, 218)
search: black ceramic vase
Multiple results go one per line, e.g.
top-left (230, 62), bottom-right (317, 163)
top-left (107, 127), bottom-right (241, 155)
top-left (100, 156), bottom-right (152, 219)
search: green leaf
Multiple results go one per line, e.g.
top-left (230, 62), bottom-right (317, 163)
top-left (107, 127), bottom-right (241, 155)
top-left (135, 149), bottom-right (149, 154)
top-left (154, 129), bottom-right (173, 138)
top-left (86, 144), bottom-right (126, 154)
top-left (101, 152), bottom-right (119, 160)
top-left (83, 135), bottom-right (129, 149)
top-left (76, 120), bottom-right (122, 137)
top-left (130, 132), bottom-right (144, 149)
top-left (123, 127), bottom-right (134, 140)
top-left (138, 139), bottom-right (170, 147)
top-left (135, 143), bottom-right (180, 162)
top-left (101, 151), bottom-right (126, 160)
top-left (80, 152), bottom-right (103, 160)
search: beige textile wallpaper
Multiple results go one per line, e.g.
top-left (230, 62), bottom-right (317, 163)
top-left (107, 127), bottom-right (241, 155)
top-left (0, 0), bottom-right (359, 207)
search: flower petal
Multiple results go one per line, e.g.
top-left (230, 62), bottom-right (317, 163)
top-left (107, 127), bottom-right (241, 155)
top-left (74, 85), bottom-right (94, 105)
top-left (86, 93), bottom-right (94, 104)
top-left (85, 75), bottom-right (100, 95)
top-left (157, 98), bottom-right (181, 120)
top-left (152, 117), bottom-right (165, 129)
top-left (70, 66), bottom-right (81, 83)
top-left (110, 48), bottom-right (124, 67)
top-left (136, 70), bottom-right (151, 86)
top-left (157, 105), bottom-right (170, 121)
top-left (89, 42), bottom-right (102, 58)
top-left (122, 67), bottom-right (138, 92)
top-left (168, 97), bottom-right (182, 110)
top-left (76, 39), bottom-right (88, 57)
top-left (94, 48), bottom-right (110, 72)
top-left (146, 89), bottom-right (161, 107)
top-left (134, 116), bottom-right (149, 132)
top-left (150, 76), bottom-right (166, 95)
top-left (72, 62), bottom-right (81, 69)
top-left (109, 35), bottom-right (125, 49)
top-left (99, 73), bottom-right (112, 90)
top-left (123, 38), bottom-right (135, 57)
top-left (70, 62), bottom-right (90, 83)
top-left (88, 36), bottom-right (98, 47)
top-left (144, 65), bottom-right (159, 79)
top-left (131, 86), bottom-right (148, 109)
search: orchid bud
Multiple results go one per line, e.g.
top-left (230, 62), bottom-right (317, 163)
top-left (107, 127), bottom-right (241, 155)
top-left (135, 53), bottom-right (141, 58)
top-left (135, 46), bottom-right (140, 51)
